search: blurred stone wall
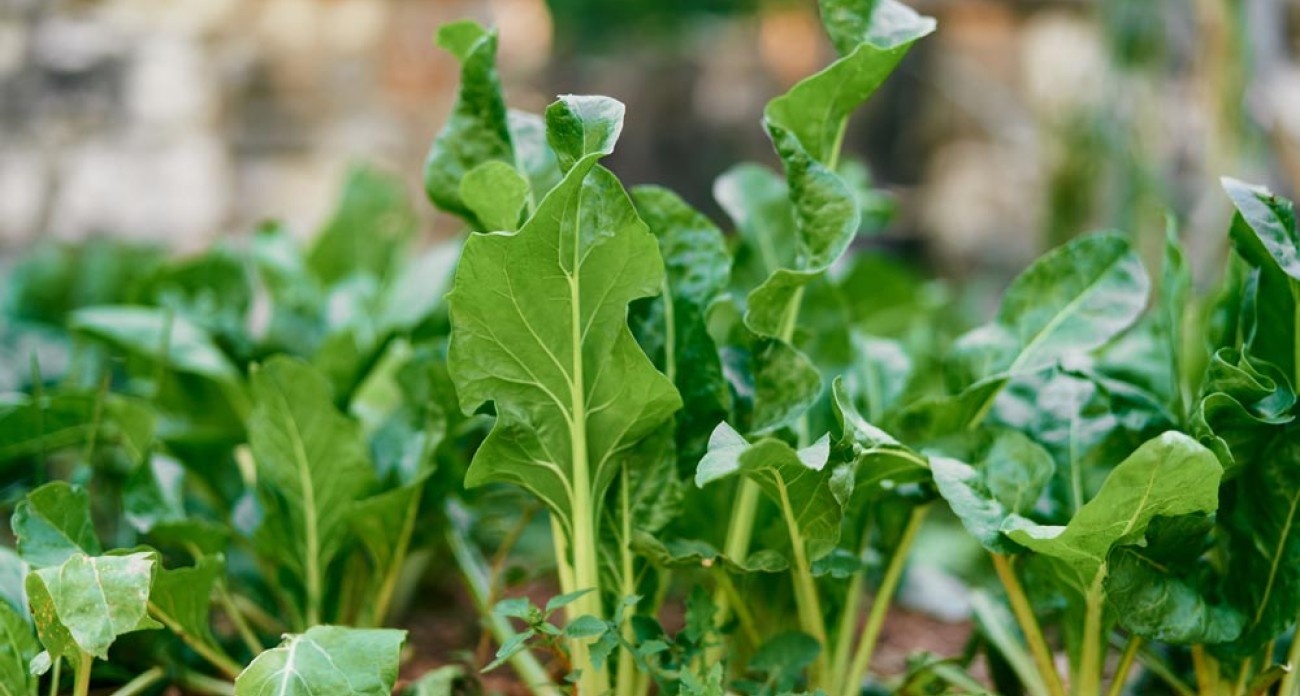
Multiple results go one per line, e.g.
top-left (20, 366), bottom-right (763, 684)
top-left (2, 0), bottom-right (1299, 286)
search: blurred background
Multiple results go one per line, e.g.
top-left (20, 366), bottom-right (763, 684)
top-left (2, 0), bottom-right (1300, 282)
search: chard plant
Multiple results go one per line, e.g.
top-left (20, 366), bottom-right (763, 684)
top-left (4, 0), bottom-right (1300, 694)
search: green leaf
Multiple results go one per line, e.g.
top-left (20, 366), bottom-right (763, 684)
top-left (716, 164), bottom-right (795, 295)
top-left (460, 160), bottom-right (529, 232)
top-left (1003, 432), bottom-right (1222, 584)
top-left (1191, 349), bottom-right (1294, 476)
top-left (952, 233), bottom-right (1150, 382)
top-left (696, 423), bottom-right (841, 561)
top-left (830, 376), bottom-right (929, 507)
top-left (309, 165), bottom-right (416, 285)
top-left (929, 429), bottom-right (1053, 554)
top-left (631, 532), bottom-right (788, 574)
top-left (508, 110), bottom-right (563, 206)
top-left (1105, 518), bottom-right (1244, 645)
top-left (26, 552), bottom-right (161, 660)
top-left (424, 21), bottom-right (513, 227)
top-left (448, 94), bottom-right (681, 538)
top-left (70, 306), bottom-right (242, 384)
top-left (1222, 177), bottom-right (1300, 281)
top-left (630, 185), bottom-right (732, 461)
top-left (11, 482), bottom-right (101, 569)
top-left (248, 357), bottom-right (377, 624)
top-left (401, 666), bottom-right (468, 696)
top-left (0, 602), bottom-right (38, 696)
top-left (149, 555), bottom-right (225, 657)
top-left (0, 549), bottom-right (26, 620)
top-left (749, 631), bottom-right (822, 683)
top-left (565, 615), bottom-right (608, 638)
top-left (1220, 427), bottom-right (1300, 653)
top-left (235, 625), bottom-right (406, 696)
top-left (743, 0), bottom-right (934, 338)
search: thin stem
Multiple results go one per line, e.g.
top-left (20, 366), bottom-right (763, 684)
top-left (230, 593), bottom-right (285, 635)
top-left (778, 484), bottom-right (829, 685)
top-left (840, 505), bottom-right (929, 696)
top-left (1278, 621), bottom-right (1300, 696)
top-left (1077, 569), bottom-right (1108, 696)
top-left (369, 486), bottom-right (423, 627)
top-left (1191, 646), bottom-right (1215, 696)
top-left (830, 570), bottom-right (865, 691)
top-left (1132, 643), bottom-right (1195, 696)
top-left (1233, 658), bottom-right (1252, 696)
top-left (174, 670), bottom-right (236, 696)
top-left (616, 469), bottom-right (637, 696)
top-left (1105, 637), bottom-right (1141, 696)
top-left (709, 478), bottom-right (762, 660)
top-left (992, 554), bottom-right (1068, 696)
top-left (30, 354), bottom-right (46, 485)
top-left (714, 570), bottom-right (761, 647)
top-left (445, 509), bottom-right (562, 695)
top-left (80, 375), bottom-right (110, 468)
top-left (73, 650), bottom-right (93, 696)
top-left (476, 504), bottom-right (540, 666)
top-left (216, 582), bottom-right (264, 656)
top-left (149, 602), bottom-right (243, 679)
top-left (48, 657), bottom-right (61, 696)
top-left (109, 666), bottom-right (167, 696)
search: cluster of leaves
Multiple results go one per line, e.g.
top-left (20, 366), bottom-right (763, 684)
top-left (3, 0), bottom-right (1300, 695)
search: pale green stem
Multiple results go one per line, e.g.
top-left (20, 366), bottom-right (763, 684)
top-left (715, 569), bottom-right (761, 647)
top-left (829, 568), bottom-right (866, 691)
top-left (550, 515), bottom-right (577, 603)
top-left (48, 657), bottom-right (61, 696)
top-left (1278, 621), bottom-right (1300, 696)
top-left (1232, 658), bottom-right (1252, 696)
top-left (662, 277), bottom-right (677, 385)
top-left (616, 470), bottom-right (638, 696)
top-left (1077, 569), bottom-right (1108, 696)
top-left (839, 505), bottom-right (929, 696)
top-left (1105, 637), bottom-right (1141, 696)
top-left (30, 354), bottom-right (46, 484)
top-left (73, 650), bottom-right (93, 696)
top-left (174, 670), bottom-right (236, 696)
top-left (368, 486), bottom-right (422, 627)
top-left (778, 483), bottom-right (829, 686)
top-left (1132, 643), bottom-right (1195, 696)
top-left (230, 593), bottom-right (284, 635)
top-left (216, 582), bottom-right (264, 656)
top-left (567, 252), bottom-right (610, 696)
top-left (109, 666), bottom-right (167, 696)
top-left (707, 478), bottom-right (762, 666)
top-left (445, 514), bottom-right (561, 695)
top-left (149, 601), bottom-right (243, 679)
top-left (993, 554), bottom-right (1068, 696)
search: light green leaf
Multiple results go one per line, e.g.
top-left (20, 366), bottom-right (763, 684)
top-left (235, 625), bottom-right (406, 696)
top-left (149, 555), bottom-right (225, 658)
top-left (248, 357), bottom-right (377, 624)
top-left (70, 306), bottom-right (241, 383)
top-left (424, 21), bottom-right (513, 227)
top-left (11, 482), bottom-right (101, 569)
top-left (929, 429), bottom-right (1053, 554)
top-left (953, 233), bottom-right (1150, 381)
top-left (631, 532), bottom-right (789, 574)
top-left (460, 160), bottom-right (528, 232)
top-left (830, 376), bottom-right (928, 507)
top-left (508, 110), bottom-right (563, 206)
top-left (1003, 432), bottom-right (1222, 582)
top-left (448, 95), bottom-right (681, 536)
top-left (402, 665), bottom-right (468, 696)
top-left (0, 549), bottom-right (26, 620)
top-left (26, 552), bottom-right (161, 660)
top-left (0, 602), bottom-right (38, 696)
top-left (696, 423), bottom-right (841, 560)
top-left (309, 165), bottom-right (415, 285)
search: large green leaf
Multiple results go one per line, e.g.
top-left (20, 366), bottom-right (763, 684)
top-left (1104, 516), bottom-right (1244, 645)
top-left (11, 482), bottom-right (101, 569)
top-left (248, 357), bottom-right (377, 624)
top-left (0, 602), bottom-right (37, 696)
top-left (630, 185), bottom-right (731, 461)
top-left (235, 626), bottom-right (406, 696)
top-left (1220, 428), bottom-right (1300, 653)
top-left (743, 0), bottom-right (934, 338)
top-left (829, 377), bottom-right (929, 508)
top-left (447, 95), bottom-right (680, 537)
top-left (0, 549), bottom-right (26, 619)
top-left (424, 21), bottom-right (513, 228)
top-left (951, 233), bottom-right (1150, 383)
top-left (1223, 177), bottom-right (1300, 281)
top-left (696, 423), bottom-right (841, 561)
top-left (26, 552), bottom-right (161, 660)
top-left (1003, 432), bottom-right (1222, 586)
top-left (1190, 349), bottom-right (1295, 477)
